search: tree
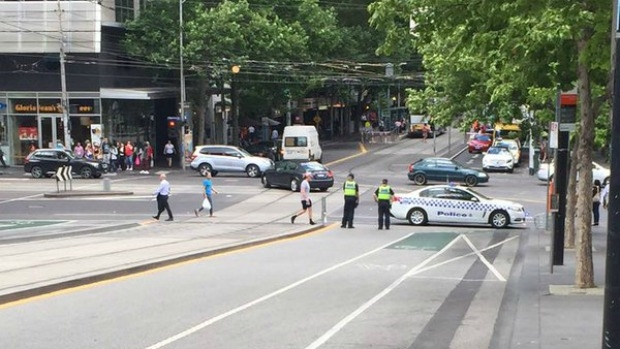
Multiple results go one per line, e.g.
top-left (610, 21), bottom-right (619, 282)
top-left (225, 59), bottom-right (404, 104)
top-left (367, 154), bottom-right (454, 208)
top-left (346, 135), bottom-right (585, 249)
top-left (369, 0), bottom-right (611, 287)
top-left (124, 0), bottom-right (311, 145)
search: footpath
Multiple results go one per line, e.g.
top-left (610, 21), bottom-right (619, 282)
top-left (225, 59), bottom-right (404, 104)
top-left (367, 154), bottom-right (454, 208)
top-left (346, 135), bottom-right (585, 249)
top-left (0, 131), bottom-right (610, 348)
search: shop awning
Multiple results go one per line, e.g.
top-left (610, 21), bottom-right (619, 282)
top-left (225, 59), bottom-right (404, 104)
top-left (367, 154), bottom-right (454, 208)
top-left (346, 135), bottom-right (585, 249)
top-left (100, 87), bottom-right (177, 100)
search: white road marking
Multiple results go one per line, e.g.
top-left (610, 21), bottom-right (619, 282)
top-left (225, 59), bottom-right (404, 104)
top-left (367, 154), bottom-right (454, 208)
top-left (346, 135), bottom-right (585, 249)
top-left (303, 233), bottom-right (462, 349)
top-left (139, 233), bottom-right (415, 349)
top-left (409, 235), bottom-right (519, 276)
top-left (461, 235), bottom-right (506, 281)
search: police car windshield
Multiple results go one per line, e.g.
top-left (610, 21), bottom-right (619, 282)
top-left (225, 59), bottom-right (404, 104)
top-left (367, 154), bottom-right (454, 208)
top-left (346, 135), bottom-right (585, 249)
top-left (466, 188), bottom-right (491, 200)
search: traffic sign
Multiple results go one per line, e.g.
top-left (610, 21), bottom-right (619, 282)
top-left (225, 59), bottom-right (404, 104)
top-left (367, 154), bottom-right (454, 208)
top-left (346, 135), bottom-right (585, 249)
top-left (55, 166), bottom-right (73, 182)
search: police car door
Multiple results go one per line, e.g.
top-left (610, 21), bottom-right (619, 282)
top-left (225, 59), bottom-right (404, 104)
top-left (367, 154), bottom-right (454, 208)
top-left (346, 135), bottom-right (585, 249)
top-left (449, 187), bottom-right (484, 223)
top-left (422, 187), bottom-right (452, 223)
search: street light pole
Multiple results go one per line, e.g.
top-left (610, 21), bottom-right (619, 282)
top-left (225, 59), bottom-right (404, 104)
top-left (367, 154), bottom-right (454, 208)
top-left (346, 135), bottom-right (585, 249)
top-left (179, 0), bottom-right (186, 170)
top-left (57, 0), bottom-right (71, 149)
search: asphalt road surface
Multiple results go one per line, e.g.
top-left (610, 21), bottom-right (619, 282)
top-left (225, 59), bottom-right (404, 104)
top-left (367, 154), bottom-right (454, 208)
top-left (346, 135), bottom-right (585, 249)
top-left (0, 131), bottom-right (550, 348)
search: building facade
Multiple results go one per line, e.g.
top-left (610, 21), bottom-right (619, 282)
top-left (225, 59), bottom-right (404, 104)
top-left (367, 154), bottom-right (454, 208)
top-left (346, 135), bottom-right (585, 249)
top-left (0, 0), bottom-right (178, 165)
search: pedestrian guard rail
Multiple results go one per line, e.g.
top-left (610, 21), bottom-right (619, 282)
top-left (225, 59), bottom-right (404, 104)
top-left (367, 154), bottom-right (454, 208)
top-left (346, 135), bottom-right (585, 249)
top-left (360, 128), bottom-right (400, 144)
top-left (55, 165), bottom-right (73, 192)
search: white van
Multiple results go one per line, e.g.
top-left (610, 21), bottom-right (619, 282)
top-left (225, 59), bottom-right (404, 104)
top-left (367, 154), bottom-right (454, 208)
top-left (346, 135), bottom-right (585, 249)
top-left (281, 125), bottom-right (323, 162)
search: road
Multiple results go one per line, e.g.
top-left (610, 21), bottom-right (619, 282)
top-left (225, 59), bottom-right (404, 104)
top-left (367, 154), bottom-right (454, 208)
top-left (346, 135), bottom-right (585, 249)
top-left (0, 131), bottom-right (551, 349)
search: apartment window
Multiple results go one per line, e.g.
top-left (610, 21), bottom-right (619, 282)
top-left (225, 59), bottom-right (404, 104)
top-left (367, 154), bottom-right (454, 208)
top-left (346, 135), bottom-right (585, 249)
top-left (115, 0), bottom-right (134, 23)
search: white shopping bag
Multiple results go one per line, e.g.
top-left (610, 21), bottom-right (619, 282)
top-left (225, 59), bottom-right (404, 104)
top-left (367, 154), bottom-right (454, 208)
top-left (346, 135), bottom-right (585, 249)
top-left (202, 198), bottom-right (211, 210)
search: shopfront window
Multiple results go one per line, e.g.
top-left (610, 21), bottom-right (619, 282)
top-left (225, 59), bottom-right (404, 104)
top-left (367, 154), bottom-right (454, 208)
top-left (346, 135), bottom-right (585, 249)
top-left (103, 99), bottom-right (154, 143)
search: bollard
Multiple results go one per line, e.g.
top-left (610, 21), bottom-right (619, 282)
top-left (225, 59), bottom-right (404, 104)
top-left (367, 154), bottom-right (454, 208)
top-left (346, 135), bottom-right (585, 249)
top-left (102, 178), bottom-right (111, 192)
top-left (321, 196), bottom-right (327, 224)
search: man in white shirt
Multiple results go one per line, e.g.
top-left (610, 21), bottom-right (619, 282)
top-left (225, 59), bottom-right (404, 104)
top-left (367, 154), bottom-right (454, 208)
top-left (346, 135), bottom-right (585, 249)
top-left (153, 174), bottom-right (173, 221)
top-left (290, 173), bottom-right (316, 225)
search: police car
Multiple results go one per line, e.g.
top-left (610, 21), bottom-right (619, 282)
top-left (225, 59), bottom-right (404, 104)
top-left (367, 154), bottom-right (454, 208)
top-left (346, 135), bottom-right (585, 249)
top-left (391, 184), bottom-right (526, 228)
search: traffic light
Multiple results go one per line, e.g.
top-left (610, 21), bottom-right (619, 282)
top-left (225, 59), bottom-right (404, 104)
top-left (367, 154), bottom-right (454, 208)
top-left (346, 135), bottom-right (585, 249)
top-left (167, 116), bottom-right (181, 139)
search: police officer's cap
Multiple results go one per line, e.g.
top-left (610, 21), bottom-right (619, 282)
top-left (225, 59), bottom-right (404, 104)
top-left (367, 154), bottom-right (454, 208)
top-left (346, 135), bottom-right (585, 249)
top-left (382, 178), bottom-right (388, 184)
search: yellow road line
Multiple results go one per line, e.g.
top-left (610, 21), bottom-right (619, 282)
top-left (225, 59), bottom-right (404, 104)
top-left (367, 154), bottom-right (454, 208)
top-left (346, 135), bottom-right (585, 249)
top-left (0, 223), bottom-right (338, 310)
top-left (325, 142), bottom-right (368, 167)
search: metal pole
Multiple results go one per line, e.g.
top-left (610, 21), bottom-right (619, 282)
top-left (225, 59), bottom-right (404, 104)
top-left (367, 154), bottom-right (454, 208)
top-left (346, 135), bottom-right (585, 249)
top-left (552, 89), bottom-right (570, 266)
top-left (179, 0), bottom-right (186, 170)
top-left (321, 196), bottom-right (327, 224)
top-left (603, 0), bottom-right (620, 346)
top-left (57, 0), bottom-right (71, 149)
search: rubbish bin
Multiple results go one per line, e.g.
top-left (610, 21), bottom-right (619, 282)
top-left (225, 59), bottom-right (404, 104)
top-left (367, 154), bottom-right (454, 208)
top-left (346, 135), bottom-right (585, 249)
top-left (529, 148), bottom-right (540, 175)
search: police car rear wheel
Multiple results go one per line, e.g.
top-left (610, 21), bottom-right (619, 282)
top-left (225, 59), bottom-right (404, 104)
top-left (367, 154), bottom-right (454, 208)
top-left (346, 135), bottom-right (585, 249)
top-left (407, 208), bottom-right (428, 225)
top-left (464, 175), bottom-right (478, 187)
top-left (413, 174), bottom-right (427, 185)
top-left (490, 210), bottom-right (509, 228)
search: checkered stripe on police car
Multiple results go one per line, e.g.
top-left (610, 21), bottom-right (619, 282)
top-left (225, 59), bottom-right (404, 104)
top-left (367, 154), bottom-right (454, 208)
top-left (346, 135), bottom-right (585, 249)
top-left (398, 197), bottom-right (502, 211)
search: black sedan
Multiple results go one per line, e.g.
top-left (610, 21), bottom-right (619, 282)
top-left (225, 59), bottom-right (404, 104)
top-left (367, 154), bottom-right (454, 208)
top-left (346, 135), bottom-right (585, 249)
top-left (24, 149), bottom-right (108, 179)
top-left (261, 160), bottom-right (334, 191)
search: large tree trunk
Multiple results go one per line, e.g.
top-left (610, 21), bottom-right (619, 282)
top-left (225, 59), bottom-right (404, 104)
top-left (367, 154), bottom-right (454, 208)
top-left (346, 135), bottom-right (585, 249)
top-left (564, 137), bottom-right (580, 248)
top-left (574, 35), bottom-right (595, 288)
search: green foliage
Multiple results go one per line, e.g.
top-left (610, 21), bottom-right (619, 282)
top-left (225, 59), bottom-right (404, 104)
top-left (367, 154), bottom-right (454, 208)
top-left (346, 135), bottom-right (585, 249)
top-left (369, 0), bottom-right (612, 139)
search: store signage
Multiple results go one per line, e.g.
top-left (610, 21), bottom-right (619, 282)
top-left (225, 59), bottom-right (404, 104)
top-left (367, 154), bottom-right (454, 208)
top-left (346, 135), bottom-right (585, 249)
top-left (18, 127), bottom-right (38, 141)
top-left (12, 103), bottom-right (94, 114)
top-left (0, 102), bottom-right (6, 110)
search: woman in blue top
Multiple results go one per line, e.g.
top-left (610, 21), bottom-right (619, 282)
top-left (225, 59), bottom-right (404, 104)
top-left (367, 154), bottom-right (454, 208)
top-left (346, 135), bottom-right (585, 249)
top-left (194, 172), bottom-right (218, 217)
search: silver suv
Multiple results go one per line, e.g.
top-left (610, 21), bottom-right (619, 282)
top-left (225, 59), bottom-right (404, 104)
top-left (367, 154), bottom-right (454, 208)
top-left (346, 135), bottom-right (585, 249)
top-left (190, 145), bottom-right (274, 177)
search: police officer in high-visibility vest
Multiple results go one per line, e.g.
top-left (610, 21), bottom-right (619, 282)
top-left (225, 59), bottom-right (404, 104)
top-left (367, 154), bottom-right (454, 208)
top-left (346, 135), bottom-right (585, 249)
top-left (341, 173), bottom-right (359, 228)
top-left (373, 178), bottom-right (395, 230)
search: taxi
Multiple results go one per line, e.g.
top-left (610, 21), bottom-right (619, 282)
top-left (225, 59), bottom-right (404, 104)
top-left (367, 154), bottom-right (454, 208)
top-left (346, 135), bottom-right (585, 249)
top-left (390, 184), bottom-right (526, 228)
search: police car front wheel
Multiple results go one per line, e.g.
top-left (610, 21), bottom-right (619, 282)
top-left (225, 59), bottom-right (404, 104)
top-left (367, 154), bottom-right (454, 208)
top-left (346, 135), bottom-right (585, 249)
top-left (490, 210), bottom-right (509, 228)
top-left (407, 208), bottom-right (428, 225)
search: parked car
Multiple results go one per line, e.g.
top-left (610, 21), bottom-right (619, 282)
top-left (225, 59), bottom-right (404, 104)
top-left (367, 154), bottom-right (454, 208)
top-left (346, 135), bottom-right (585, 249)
top-left (190, 145), bottom-right (274, 178)
top-left (467, 133), bottom-right (493, 153)
top-left (243, 140), bottom-right (281, 161)
top-left (24, 148), bottom-right (107, 179)
top-left (482, 146), bottom-right (514, 173)
top-left (408, 123), bottom-right (445, 138)
top-left (408, 157), bottom-right (489, 187)
top-left (261, 160), bottom-right (334, 191)
top-left (494, 138), bottom-right (521, 165)
top-left (537, 161), bottom-right (610, 183)
top-left (391, 184), bottom-right (526, 228)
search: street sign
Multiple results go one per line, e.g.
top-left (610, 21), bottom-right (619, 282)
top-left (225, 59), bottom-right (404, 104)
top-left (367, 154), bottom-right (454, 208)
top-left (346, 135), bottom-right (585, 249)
top-left (549, 121), bottom-right (559, 149)
top-left (0, 102), bottom-right (6, 110)
top-left (55, 166), bottom-right (73, 182)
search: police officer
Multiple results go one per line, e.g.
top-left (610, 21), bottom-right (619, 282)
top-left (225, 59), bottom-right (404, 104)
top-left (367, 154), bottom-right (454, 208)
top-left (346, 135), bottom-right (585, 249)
top-left (373, 178), bottom-right (394, 230)
top-left (341, 173), bottom-right (359, 228)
